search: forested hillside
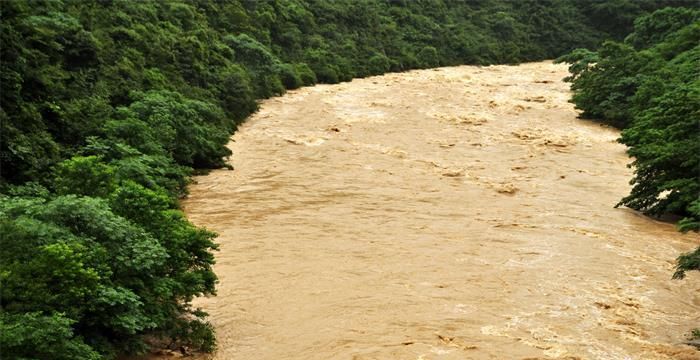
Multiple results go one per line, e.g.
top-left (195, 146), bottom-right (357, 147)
top-left (1, 1), bottom-right (698, 358)
top-left (556, 6), bottom-right (700, 280)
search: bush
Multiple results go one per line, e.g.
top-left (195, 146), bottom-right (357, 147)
top-left (368, 53), bottom-right (391, 75)
top-left (213, 64), bottom-right (257, 122)
top-left (0, 312), bottom-right (101, 360)
top-left (275, 63), bottom-right (303, 89)
top-left (314, 65), bottom-right (339, 83)
top-left (54, 156), bottom-right (115, 197)
top-left (417, 46), bottom-right (439, 68)
top-left (294, 63), bottom-right (317, 86)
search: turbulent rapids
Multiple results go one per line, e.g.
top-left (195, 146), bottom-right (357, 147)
top-left (182, 62), bottom-right (700, 360)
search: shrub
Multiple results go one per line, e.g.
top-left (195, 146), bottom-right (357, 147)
top-left (275, 63), bottom-right (303, 89)
top-left (368, 53), bottom-right (391, 75)
top-left (294, 63), bottom-right (317, 86)
top-left (417, 46), bottom-right (439, 68)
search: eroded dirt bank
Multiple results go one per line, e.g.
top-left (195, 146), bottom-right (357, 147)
top-left (183, 62), bottom-right (700, 359)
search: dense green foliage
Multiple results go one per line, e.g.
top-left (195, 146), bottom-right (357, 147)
top-left (556, 7), bottom-right (699, 278)
top-left (2, 0), bottom-right (699, 358)
top-left (0, 183), bottom-right (218, 358)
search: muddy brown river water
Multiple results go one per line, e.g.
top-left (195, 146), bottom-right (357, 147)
top-left (181, 62), bottom-right (700, 359)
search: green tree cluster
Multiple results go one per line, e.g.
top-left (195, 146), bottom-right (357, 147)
top-left (2, 1), bottom-right (698, 358)
top-left (556, 7), bottom-right (699, 281)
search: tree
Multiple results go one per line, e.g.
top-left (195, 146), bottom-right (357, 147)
top-left (558, 7), bottom-right (700, 283)
top-left (3, 1), bottom-right (699, 357)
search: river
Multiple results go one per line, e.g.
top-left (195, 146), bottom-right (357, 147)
top-left (181, 62), bottom-right (700, 360)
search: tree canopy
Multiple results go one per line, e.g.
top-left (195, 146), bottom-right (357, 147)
top-left (556, 6), bottom-right (699, 279)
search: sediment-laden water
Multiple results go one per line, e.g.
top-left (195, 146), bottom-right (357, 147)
top-left (182, 62), bottom-right (700, 360)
